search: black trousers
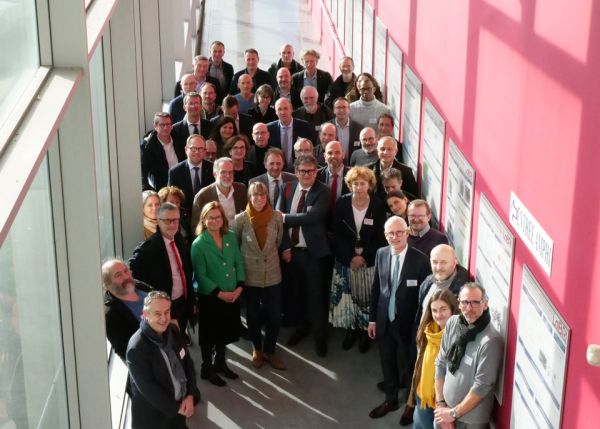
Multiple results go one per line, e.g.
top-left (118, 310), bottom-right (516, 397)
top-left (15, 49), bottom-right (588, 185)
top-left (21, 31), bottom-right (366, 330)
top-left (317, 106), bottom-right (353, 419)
top-left (378, 318), bottom-right (415, 404)
top-left (243, 284), bottom-right (282, 354)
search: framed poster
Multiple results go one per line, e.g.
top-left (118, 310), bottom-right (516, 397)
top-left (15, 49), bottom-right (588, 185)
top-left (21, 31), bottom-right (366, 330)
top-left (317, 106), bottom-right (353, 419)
top-left (337, 0), bottom-right (345, 44)
top-left (421, 98), bottom-right (445, 227)
top-left (362, 2), bottom-right (374, 74)
top-left (345, 0), bottom-right (353, 55)
top-left (386, 38), bottom-right (402, 140)
top-left (352, 0), bottom-right (363, 71)
top-left (374, 17), bottom-right (387, 100)
top-left (401, 65), bottom-right (422, 176)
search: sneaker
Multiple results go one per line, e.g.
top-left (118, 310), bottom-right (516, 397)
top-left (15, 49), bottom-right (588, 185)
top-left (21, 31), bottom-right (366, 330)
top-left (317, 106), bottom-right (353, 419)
top-left (252, 350), bottom-right (264, 368)
top-left (264, 353), bottom-right (286, 370)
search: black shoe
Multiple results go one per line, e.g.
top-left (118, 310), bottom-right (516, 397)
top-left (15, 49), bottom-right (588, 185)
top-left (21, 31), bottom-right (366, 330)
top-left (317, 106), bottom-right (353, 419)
top-left (287, 328), bottom-right (309, 346)
top-left (377, 381), bottom-right (385, 391)
top-left (315, 339), bottom-right (328, 357)
top-left (240, 325), bottom-right (249, 340)
top-left (358, 331), bottom-right (372, 353)
top-left (200, 366), bottom-right (226, 386)
top-left (184, 333), bottom-right (192, 347)
top-left (342, 329), bottom-right (357, 350)
top-left (214, 361), bottom-right (239, 380)
top-left (369, 401), bottom-right (399, 418)
top-left (399, 405), bottom-right (414, 426)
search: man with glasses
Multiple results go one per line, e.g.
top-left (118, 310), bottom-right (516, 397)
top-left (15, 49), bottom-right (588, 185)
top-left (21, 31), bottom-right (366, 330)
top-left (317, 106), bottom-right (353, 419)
top-left (349, 74), bottom-right (392, 128)
top-left (368, 136), bottom-right (419, 199)
top-left (434, 283), bottom-right (502, 429)
top-left (350, 127), bottom-right (379, 166)
top-left (168, 134), bottom-right (215, 219)
top-left (190, 157), bottom-right (247, 232)
top-left (367, 216), bottom-right (431, 420)
top-left (129, 203), bottom-right (194, 340)
top-left (324, 97), bottom-right (362, 163)
top-left (277, 155), bottom-right (332, 357)
top-left (407, 199), bottom-right (449, 256)
top-left (246, 123), bottom-right (272, 174)
top-left (172, 92), bottom-right (213, 149)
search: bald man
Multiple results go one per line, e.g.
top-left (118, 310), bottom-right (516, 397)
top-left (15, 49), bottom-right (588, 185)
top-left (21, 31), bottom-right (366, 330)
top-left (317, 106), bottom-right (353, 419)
top-left (268, 43), bottom-right (305, 81)
top-left (313, 122), bottom-right (337, 166)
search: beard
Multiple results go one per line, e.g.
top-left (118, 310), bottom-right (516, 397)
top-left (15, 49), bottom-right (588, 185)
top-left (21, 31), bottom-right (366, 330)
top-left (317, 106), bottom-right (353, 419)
top-left (113, 279), bottom-right (135, 296)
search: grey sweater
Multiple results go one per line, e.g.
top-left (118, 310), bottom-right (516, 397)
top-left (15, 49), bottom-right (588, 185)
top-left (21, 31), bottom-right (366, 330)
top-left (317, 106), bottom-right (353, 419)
top-left (435, 314), bottom-right (503, 424)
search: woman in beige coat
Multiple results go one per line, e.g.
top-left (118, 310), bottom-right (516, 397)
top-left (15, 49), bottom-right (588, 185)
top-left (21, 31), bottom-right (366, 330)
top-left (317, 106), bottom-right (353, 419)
top-left (234, 181), bottom-right (289, 370)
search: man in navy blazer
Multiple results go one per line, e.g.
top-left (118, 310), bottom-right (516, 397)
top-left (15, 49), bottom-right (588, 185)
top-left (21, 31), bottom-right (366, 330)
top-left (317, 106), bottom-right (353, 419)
top-left (367, 216), bottom-right (432, 419)
top-left (168, 73), bottom-right (197, 124)
top-left (326, 97), bottom-right (363, 163)
top-left (291, 49), bottom-right (333, 106)
top-left (171, 93), bottom-right (213, 149)
top-left (277, 154), bottom-right (331, 357)
top-left (249, 148), bottom-right (296, 207)
top-left (267, 98), bottom-right (318, 167)
top-left (168, 134), bottom-right (215, 218)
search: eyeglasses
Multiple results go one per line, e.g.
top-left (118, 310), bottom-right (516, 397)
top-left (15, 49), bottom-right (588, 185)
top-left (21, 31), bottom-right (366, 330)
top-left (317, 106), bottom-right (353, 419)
top-left (408, 214), bottom-right (428, 219)
top-left (187, 147), bottom-right (205, 152)
top-left (159, 218), bottom-right (180, 225)
top-left (218, 170), bottom-right (234, 175)
top-left (297, 169), bottom-right (316, 175)
top-left (156, 123), bottom-right (172, 128)
top-left (385, 230), bottom-right (407, 238)
top-left (458, 300), bottom-right (484, 308)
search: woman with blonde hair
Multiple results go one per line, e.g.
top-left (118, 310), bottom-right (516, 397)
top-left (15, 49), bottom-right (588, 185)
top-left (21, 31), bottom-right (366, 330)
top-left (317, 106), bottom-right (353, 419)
top-left (142, 190), bottom-right (160, 239)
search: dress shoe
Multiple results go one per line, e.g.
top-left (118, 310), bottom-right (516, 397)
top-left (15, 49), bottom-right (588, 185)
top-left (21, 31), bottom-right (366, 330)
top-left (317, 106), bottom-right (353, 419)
top-left (200, 367), bottom-right (226, 387)
top-left (264, 353), bottom-right (286, 370)
top-left (341, 329), bottom-right (357, 350)
top-left (315, 339), bottom-right (328, 357)
top-left (358, 330), bottom-right (372, 353)
top-left (377, 381), bottom-right (385, 391)
top-left (399, 405), bottom-right (414, 426)
top-left (287, 329), bottom-right (309, 346)
top-left (214, 361), bottom-right (239, 379)
top-left (369, 401), bottom-right (399, 418)
top-left (251, 350), bottom-right (264, 368)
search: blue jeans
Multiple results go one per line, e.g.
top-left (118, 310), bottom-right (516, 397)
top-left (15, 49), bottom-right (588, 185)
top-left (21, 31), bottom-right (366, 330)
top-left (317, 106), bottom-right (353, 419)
top-left (414, 395), bottom-right (435, 429)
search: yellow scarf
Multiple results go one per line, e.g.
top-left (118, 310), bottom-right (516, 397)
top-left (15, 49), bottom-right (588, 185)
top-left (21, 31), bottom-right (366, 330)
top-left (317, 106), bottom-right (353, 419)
top-left (416, 321), bottom-right (444, 409)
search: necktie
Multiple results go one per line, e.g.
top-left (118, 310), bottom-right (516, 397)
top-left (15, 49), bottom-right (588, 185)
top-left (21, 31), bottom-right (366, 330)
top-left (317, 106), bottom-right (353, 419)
top-left (282, 126), bottom-right (290, 164)
top-left (272, 179), bottom-right (280, 207)
top-left (291, 190), bottom-right (307, 246)
top-left (192, 124), bottom-right (200, 135)
top-left (388, 254), bottom-right (400, 321)
top-left (330, 173), bottom-right (339, 207)
top-left (169, 240), bottom-right (187, 299)
top-left (192, 166), bottom-right (201, 195)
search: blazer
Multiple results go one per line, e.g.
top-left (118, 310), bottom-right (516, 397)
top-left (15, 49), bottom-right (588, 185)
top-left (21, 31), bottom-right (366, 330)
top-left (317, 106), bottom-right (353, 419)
top-left (249, 172), bottom-right (296, 206)
top-left (248, 105), bottom-right (278, 124)
top-left (369, 245), bottom-right (432, 342)
top-left (126, 324), bottom-right (200, 429)
top-left (141, 131), bottom-right (186, 191)
top-left (268, 59), bottom-right (304, 81)
top-left (173, 75), bottom-right (223, 103)
top-left (273, 86), bottom-right (302, 110)
top-left (317, 166), bottom-right (351, 196)
top-left (368, 159), bottom-right (419, 200)
top-left (171, 118), bottom-right (213, 148)
top-left (190, 182), bottom-right (248, 234)
top-left (167, 159), bottom-right (215, 215)
top-left (191, 230), bottom-right (245, 295)
top-left (104, 282), bottom-right (152, 361)
top-left (167, 95), bottom-right (185, 124)
top-left (233, 210), bottom-right (288, 287)
top-left (293, 104), bottom-right (334, 130)
top-left (208, 59), bottom-right (235, 95)
top-left (276, 180), bottom-right (331, 259)
top-left (326, 118), bottom-right (363, 161)
top-left (333, 194), bottom-right (387, 266)
top-left (266, 118), bottom-right (318, 156)
top-left (291, 69), bottom-right (334, 106)
top-left (324, 73), bottom-right (356, 108)
top-left (128, 231), bottom-right (194, 313)
top-left (230, 68), bottom-right (274, 95)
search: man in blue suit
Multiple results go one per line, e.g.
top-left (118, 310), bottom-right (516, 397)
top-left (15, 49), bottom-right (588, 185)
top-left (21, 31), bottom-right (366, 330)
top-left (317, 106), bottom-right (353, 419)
top-left (277, 154), bottom-right (331, 357)
top-left (367, 216), bottom-right (431, 419)
top-left (267, 98), bottom-right (318, 168)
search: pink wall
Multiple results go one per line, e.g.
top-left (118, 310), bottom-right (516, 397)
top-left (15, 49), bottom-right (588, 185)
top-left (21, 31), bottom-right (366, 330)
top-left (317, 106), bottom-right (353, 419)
top-left (311, 0), bottom-right (600, 426)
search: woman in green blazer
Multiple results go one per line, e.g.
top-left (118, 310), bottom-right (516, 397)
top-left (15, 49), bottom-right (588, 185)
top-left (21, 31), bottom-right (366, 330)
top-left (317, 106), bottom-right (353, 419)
top-left (191, 201), bottom-right (245, 387)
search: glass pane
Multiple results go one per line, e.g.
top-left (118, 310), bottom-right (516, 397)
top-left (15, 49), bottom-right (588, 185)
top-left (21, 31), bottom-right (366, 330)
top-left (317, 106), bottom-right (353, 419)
top-left (0, 0), bottom-right (40, 130)
top-left (89, 40), bottom-right (115, 259)
top-left (0, 158), bottom-right (69, 428)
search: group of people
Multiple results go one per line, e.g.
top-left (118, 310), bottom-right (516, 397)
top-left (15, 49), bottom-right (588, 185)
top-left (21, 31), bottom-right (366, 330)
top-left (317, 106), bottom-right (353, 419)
top-left (103, 41), bottom-right (503, 428)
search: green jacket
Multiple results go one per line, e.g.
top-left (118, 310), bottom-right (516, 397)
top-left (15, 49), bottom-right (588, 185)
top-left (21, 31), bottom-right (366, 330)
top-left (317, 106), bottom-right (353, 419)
top-left (191, 230), bottom-right (245, 295)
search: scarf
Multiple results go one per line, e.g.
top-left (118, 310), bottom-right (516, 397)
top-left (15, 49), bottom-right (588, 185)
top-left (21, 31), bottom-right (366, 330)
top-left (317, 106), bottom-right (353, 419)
top-left (416, 321), bottom-right (444, 409)
top-left (143, 216), bottom-right (157, 237)
top-left (140, 319), bottom-right (187, 400)
top-left (246, 202), bottom-right (273, 250)
top-left (447, 308), bottom-right (491, 374)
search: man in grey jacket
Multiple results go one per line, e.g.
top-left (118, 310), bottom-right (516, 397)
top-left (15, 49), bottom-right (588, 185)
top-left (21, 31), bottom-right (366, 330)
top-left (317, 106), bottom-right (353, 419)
top-left (434, 283), bottom-right (503, 428)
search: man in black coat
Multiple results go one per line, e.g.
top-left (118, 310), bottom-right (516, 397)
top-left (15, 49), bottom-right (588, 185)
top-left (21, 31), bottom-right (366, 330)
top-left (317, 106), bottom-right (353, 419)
top-left (268, 44), bottom-right (305, 82)
top-left (229, 48), bottom-right (274, 95)
top-left (173, 55), bottom-right (223, 103)
top-left (171, 93), bottom-right (213, 149)
top-left (126, 291), bottom-right (200, 429)
top-left (207, 40), bottom-right (234, 95)
top-left (291, 49), bottom-right (333, 106)
top-left (368, 136), bottom-right (419, 199)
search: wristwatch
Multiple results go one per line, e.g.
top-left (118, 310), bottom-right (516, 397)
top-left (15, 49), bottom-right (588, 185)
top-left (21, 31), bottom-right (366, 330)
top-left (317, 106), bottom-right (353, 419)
top-left (450, 408), bottom-right (458, 420)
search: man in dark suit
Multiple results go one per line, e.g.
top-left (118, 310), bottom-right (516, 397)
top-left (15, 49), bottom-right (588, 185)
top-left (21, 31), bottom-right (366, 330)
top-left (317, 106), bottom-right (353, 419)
top-left (291, 49), bottom-right (333, 106)
top-left (368, 136), bottom-right (419, 199)
top-left (247, 122), bottom-right (271, 174)
top-left (313, 122), bottom-right (338, 166)
top-left (249, 147), bottom-right (296, 207)
top-left (208, 40), bottom-right (234, 96)
top-left (174, 55), bottom-right (223, 103)
top-left (168, 73), bottom-right (196, 124)
top-left (141, 113), bottom-right (186, 191)
top-left (129, 203), bottom-right (194, 336)
top-left (367, 216), bottom-right (431, 419)
top-left (268, 44), bottom-right (304, 82)
top-left (317, 141), bottom-right (350, 201)
top-left (171, 93), bottom-right (213, 150)
top-left (327, 97), bottom-right (363, 164)
top-left (293, 86), bottom-right (334, 132)
top-left (274, 67), bottom-right (301, 109)
top-left (126, 291), bottom-right (200, 429)
top-left (267, 98), bottom-right (318, 168)
top-left (229, 48), bottom-right (274, 95)
top-left (277, 155), bottom-right (331, 357)
top-left (168, 134), bottom-right (215, 219)
top-left (190, 157), bottom-right (247, 233)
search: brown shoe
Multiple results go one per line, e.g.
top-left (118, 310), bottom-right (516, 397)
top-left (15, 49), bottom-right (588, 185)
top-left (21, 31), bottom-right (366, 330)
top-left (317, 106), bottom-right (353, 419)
top-left (399, 405), bottom-right (414, 426)
top-left (368, 401), bottom-right (399, 418)
top-left (264, 353), bottom-right (286, 370)
top-left (252, 350), bottom-right (264, 368)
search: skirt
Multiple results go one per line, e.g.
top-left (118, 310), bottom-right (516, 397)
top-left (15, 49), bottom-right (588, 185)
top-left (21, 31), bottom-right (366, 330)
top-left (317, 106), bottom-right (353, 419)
top-left (329, 259), bottom-right (375, 330)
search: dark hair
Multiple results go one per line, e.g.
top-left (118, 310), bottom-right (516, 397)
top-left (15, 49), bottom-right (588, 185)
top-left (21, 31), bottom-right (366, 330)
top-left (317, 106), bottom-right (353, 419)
top-left (223, 134), bottom-right (250, 155)
top-left (210, 116), bottom-right (238, 145)
top-left (346, 72), bottom-right (383, 103)
top-left (293, 154), bottom-right (318, 170)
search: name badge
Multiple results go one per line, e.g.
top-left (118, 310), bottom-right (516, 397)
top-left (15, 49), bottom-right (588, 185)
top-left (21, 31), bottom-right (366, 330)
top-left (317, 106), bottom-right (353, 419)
top-left (354, 140), bottom-right (361, 147)
top-left (463, 354), bottom-right (473, 366)
top-left (246, 235), bottom-right (253, 242)
top-left (369, 118), bottom-right (377, 124)
top-left (407, 279), bottom-right (418, 287)
top-left (363, 218), bottom-right (374, 225)
top-left (179, 348), bottom-right (186, 359)
top-left (315, 125), bottom-right (321, 132)
top-left (306, 205), bottom-right (313, 212)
